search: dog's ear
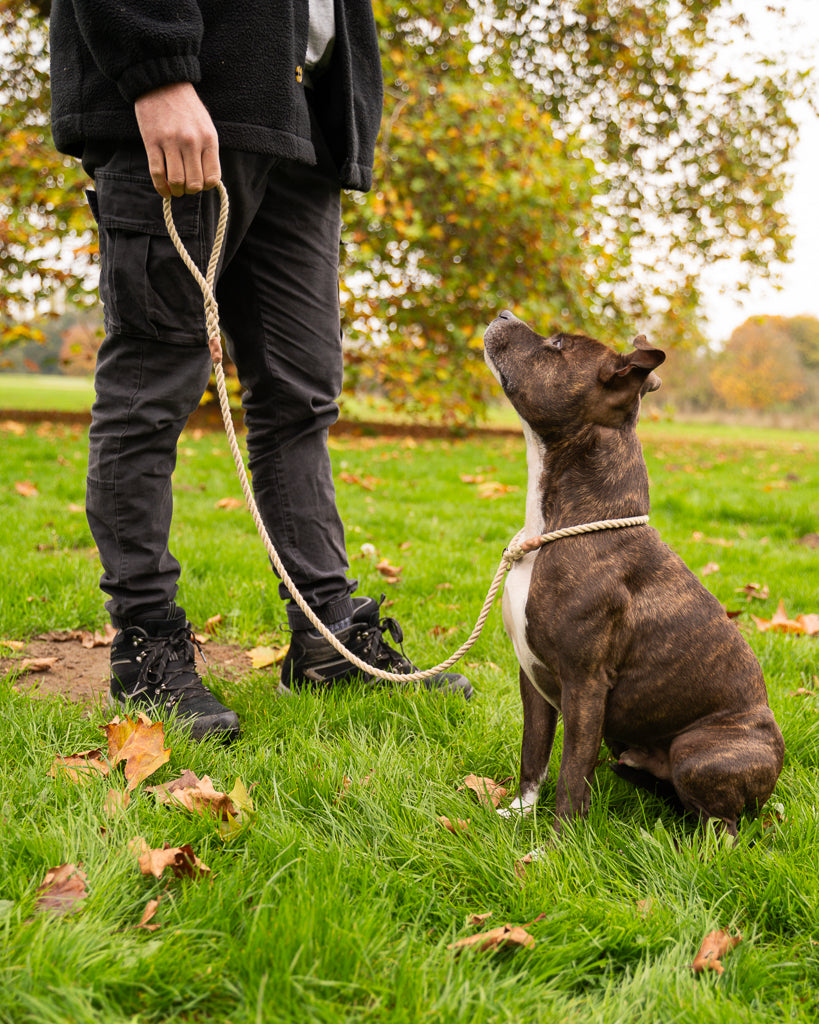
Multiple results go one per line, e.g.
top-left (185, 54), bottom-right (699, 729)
top-left (599, 335), bottom-right (666, 386)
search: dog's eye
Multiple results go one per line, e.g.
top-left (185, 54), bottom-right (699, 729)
top-left (547, 336), bottom-right (562, 351)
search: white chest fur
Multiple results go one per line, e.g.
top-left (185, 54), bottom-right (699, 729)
top-left (501, 423), bottom-right (556, 707)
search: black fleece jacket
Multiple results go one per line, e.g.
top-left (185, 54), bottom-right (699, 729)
top-left (49, 0), bottom-right (383, 192)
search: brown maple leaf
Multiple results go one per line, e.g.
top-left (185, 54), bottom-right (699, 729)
top-left (751, 599), bottom-right (819, 636)
top-left (130, 837), bottom-right (210, 880)
top-left (80, 625), bottom-right (116, 648)
top-left (103, 715), bottom-right (171, 791)
top-left (148, 772), bottom-right (255, 837)
top-left (449, 923), bottom-right (536, 953)
top-left (375, 558), bottom-right (402, 582)
top-left (458, 774), bottom-right (509, 808)
top-left (34, 863), bottom-right (88, 917)
top-left (437, 815), bottom-right (471, 834)
top-left (20, 657), bottom-right (59, 673)
top-left (14, 480), bottom-right (38, 497)
top-left (48, 748), bottom-right (110, 784)
top-left (246, 644), bottom-right (288, 668)
top-left (339, 471), bottom-right (379, 491)
top-left (135, 898), bottom-right (162, 931)
top-left (148, 771), bottom-right (234, 819)
top-left (691, 929), bottom-right (741, 974)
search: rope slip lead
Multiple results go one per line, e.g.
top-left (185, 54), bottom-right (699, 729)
top-left (163, 183), bottom-right (649, 684)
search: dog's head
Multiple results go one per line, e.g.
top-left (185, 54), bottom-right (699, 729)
top-left (484, 311), bottom-right (665, 435)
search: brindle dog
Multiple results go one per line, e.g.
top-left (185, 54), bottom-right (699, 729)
top-left (484, 311), bottom-right (783, 836)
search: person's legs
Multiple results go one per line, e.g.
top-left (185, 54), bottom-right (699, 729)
top-left (216, 151), bottom-right (356, 630)
top-left (83, 143), bottom-right (262, 737)
top-left (215, 140), bottom-right (471, 698)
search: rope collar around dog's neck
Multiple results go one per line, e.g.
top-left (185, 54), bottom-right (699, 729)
top-left (505, 515), bottom-right (650, 564)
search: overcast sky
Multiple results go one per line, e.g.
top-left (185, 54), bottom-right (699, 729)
top-left (700, 1), bottom-right (819, 344)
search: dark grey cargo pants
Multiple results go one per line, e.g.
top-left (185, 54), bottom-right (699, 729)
top-left (83, 137), bottom-right (357, 631)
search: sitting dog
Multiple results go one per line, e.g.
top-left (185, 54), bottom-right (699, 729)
top-left (483, 311), bottom-right (783, 836)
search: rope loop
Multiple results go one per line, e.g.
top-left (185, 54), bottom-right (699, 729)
top-left (163, 186), bottom-right (649, 683)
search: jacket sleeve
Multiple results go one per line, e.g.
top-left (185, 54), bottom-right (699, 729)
top-left (68, 0), bottom-right (204, 102)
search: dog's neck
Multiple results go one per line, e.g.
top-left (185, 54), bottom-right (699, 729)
top-left (527, 422), bottom-right (650, 532)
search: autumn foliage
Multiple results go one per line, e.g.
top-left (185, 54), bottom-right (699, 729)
top-left (0, 1), bottom-right (811, 421)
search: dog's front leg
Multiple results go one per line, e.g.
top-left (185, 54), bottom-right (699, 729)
top-left (500, 668), bottom-right (558, 818)
top-left (554, 679), bottom-right (608, 828)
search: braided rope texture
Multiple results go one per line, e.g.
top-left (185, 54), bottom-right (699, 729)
top-left (162, 186), bottom-right (649, 683)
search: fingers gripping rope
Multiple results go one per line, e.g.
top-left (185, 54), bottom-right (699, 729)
top-left (162, 184), bottom-right (648, 684)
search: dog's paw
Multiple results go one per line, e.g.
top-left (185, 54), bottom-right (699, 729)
top-left (497, 792), bottom-right (538, 819)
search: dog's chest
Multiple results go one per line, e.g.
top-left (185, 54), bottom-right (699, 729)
top-left (501, 424), bottom-right (560, 709)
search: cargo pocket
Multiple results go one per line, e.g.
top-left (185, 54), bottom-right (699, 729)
top-left (93, 171), bottom-right (208, 346)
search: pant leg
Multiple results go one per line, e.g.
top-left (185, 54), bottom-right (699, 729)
top-left (216, 146), bottom-right (357, 628)
top-left (84, 144), bottom-right (221, 624)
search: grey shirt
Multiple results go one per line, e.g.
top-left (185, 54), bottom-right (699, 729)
top-left (306, 0), bottom-right (335, 71)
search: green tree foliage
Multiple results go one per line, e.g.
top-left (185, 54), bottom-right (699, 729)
top-left (341, 0), bottom-right (809, 419)
top-left (0, 1), bottom-right (810, 422)
top-left (0, 1), bottom-right (95, 346)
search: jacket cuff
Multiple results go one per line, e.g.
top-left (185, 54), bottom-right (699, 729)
top-left (117, 55), bottom-right (202, 104)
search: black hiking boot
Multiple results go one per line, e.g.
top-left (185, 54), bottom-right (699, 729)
top-left (109, 607), bottom-right (240, 742)
top-left (279, 596), bottom-right (473, 699)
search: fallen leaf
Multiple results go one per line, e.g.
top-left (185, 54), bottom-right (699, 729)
top-left (67, 502), bottom-right (85, 513)
top-left (246, 644), bottom-right (288, 669)
top-left (149, 771), bottom-right (234, 819)
top-left (0, 639), bottom-right (26, 651)
top-left (514, 852), bottom-right (534, 880)
top-left (797, 533), bottom-right (819, 549)
top-left (14, 480), bottom-right (38, 497)
top-left (700, 562), bottom-right (720, 577)
top-left (691, 929), bottom-right (741, 975)
top-left (735, 583), bottom-right (770, 601)
top-left (449, 923), bottom-right (535, 953)
top-left (215, 496), bottom-right (244, 510)
top-left (204, 614), bottom-right (223, 634)
top-left (148, 771), bottom-right (255, 838)
top-left (691, 532), bottom-right (733, 548)
top-left (135, 898), bottom-right (162, 931)
top-left (458, 774), bottom-right (508, 808)
top-left (477, 481), bottom-right (519, 499)
top-left (80, 625), bottom-right (116, 648)
top-left (130, 837), bottom-right (210, 880)
top-left (751, 599), bottom-right (819, 636)
top-left (339, 471), bottom-right (379, 491)
top-left (636, 898), bottom-right (654, 917)
top-left (20, 657), bottom-right (59, 673)
top-left (48, 748), bottom-right (110, 784)
top-left (375, 558), bottom-right (402, 581)
top-left (1, 420), bottom-right (26, 436)
top-left (460, 474), bottom-right (486, 484)
top-left (103, 715), bottom-right (171, 791)
top-left (437, 816), bottom-right (470, 834)
top-left (33, 863), bottom-right (88, 917)
top-left (468, 911), bottom-right (493, 926)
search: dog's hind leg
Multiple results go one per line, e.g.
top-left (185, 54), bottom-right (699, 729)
top-left (668, 709), bottom-right (784, 836)
top-left (499, 668), bottom-right (558, 818)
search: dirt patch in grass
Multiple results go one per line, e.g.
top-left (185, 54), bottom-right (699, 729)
top-left (2, 635), bottom-right (255, 705)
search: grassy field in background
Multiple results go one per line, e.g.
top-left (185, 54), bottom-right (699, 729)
top-left (0, 415), bottom-right (817, 1022)
top-left (0, 373), bottom-right (96, 413)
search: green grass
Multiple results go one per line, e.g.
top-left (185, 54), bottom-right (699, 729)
top-left (0, 373), bottom-right (96, 413)
top-left (0, 416), bottom-right (818, 1022)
